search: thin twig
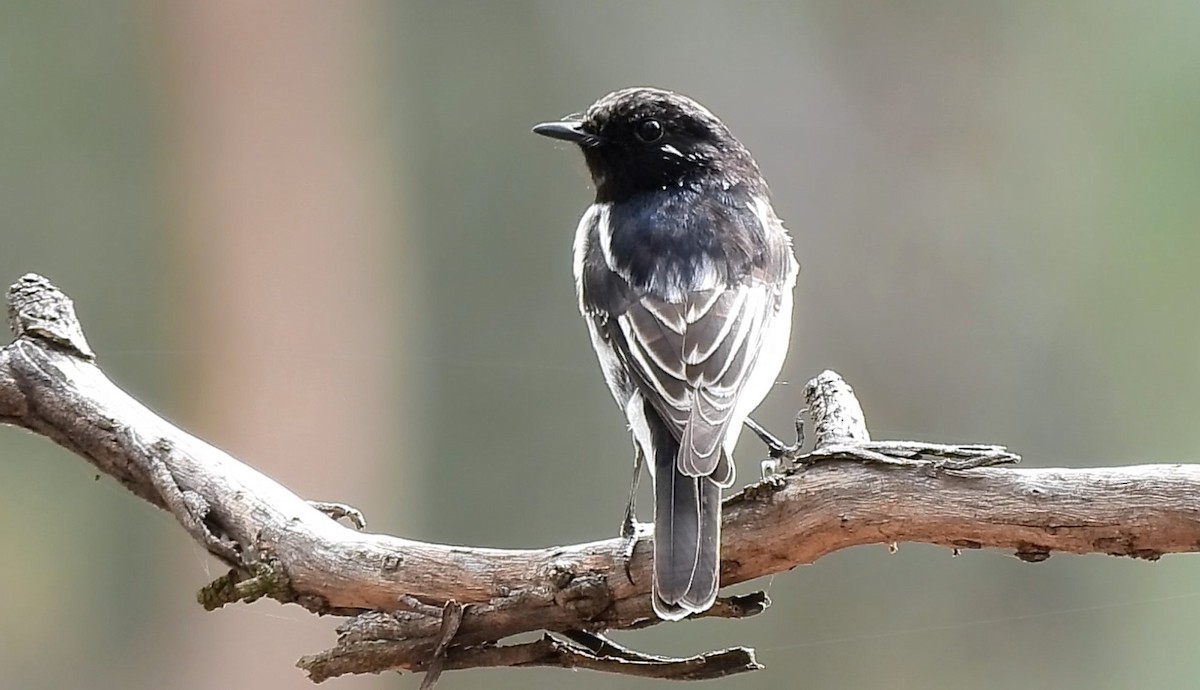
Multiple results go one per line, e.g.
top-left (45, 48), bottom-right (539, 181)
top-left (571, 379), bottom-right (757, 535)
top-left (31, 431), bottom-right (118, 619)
top-left (419, 601), bottom-right (464, 690)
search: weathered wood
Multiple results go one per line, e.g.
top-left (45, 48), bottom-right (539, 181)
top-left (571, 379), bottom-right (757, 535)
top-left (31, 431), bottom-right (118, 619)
top-left (3, 273), bottom-right (1197, 683)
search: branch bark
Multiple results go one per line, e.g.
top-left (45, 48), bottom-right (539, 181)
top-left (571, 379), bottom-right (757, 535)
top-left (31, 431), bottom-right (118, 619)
top-left (3, 274), bottom-right (1198, 684)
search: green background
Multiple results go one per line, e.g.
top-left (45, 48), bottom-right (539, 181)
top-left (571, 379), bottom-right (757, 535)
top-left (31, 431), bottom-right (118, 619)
top-left (2, 2), bottom-right (1199, 688)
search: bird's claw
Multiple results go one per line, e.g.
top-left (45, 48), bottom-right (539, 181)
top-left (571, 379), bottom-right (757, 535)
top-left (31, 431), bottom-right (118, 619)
top-left (759, 458), bottom-right (787, 486)
top-left (620, 502), bottom-right (638, 540)
top-left (745, 411), bottom-right (806, 476)
top-left (619, 520), bottom-right (649, 585)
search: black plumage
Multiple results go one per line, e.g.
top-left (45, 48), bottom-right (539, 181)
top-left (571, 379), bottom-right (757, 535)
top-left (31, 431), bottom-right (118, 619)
top-left (535, 87), bottom-right (798, 619)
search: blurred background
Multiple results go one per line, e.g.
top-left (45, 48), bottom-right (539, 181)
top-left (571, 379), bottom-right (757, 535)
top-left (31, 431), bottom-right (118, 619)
top-left (1, 1), bottom-right (1199, 688)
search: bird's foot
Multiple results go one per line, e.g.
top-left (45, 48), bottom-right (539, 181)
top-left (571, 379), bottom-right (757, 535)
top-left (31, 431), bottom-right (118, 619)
top-left (745, 410), bottom-right (806, 476)
top-left (620, 499), bottom-right (638, 540)
top-left (619, 518), bottom-right (650, 585)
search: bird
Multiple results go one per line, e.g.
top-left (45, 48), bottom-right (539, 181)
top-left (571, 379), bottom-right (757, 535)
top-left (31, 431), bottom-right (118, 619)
top-left (533, 87), bottom-right (798, 620)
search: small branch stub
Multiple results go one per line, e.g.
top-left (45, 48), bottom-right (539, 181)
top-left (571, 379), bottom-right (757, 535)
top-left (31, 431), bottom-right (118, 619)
top-left (805, 369), bottom-right (869, 445)
top-left (6, 273), bottom-right (94, 360)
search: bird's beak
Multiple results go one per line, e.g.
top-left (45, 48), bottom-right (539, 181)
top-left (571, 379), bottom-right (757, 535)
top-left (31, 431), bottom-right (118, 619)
top-left (532, 119), bottom-right (589, 144)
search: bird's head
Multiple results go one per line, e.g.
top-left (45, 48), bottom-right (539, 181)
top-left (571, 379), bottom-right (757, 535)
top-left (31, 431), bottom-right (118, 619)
top-left (534, 87), bottom-right (760, 202)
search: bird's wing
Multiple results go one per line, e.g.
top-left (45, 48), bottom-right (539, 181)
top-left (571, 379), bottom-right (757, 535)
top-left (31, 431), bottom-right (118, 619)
top-left (576, 196), bottom-right (797, 486)
top-left (612, 281), bottom-right (781, 486)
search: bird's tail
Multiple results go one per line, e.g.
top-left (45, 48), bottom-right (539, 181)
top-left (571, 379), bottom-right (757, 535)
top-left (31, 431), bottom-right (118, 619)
top-left (647, 402), bottom-right (721, 620)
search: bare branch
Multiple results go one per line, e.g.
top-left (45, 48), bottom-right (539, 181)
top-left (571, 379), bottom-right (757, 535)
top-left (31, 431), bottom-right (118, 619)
top-left (3, 273), bottom-right (1199, 683)
top-left (302, 630), bottom-right (760, 683)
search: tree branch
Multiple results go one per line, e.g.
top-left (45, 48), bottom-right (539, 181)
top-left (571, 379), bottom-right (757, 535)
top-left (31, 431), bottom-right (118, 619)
top-left (3, 273), bottom-right (1198, 684)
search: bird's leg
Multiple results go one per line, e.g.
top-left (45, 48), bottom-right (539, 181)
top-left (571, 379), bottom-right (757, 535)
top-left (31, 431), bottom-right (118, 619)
top-left (619, 445), bottom-right (647, 584)
top-left (620, 446), bottom-right (644, 538)
top-left (744, 417), bottom-right (789, 456)
top-left (744, 411), bottom-right (806, 480)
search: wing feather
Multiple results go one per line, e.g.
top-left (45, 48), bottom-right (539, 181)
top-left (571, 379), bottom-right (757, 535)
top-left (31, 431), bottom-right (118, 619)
top-left (577, 195), bottom-right (797, 491)
top-left (604, 281), bottom-right (780, 486)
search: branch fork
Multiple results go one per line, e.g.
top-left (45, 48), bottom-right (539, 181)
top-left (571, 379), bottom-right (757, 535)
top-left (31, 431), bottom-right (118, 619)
top-left (3, 273), bottom-right (1198, 684)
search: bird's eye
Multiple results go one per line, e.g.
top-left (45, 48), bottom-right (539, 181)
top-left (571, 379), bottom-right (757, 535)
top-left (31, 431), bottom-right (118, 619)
top-left (634, 118), bottom-right (663, 143)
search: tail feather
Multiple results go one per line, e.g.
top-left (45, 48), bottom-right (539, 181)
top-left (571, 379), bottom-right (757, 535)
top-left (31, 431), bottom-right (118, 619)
top-left (681, 476), bottom-right (720, 612)
top-left (646, 399), bottom-right (721, 620)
